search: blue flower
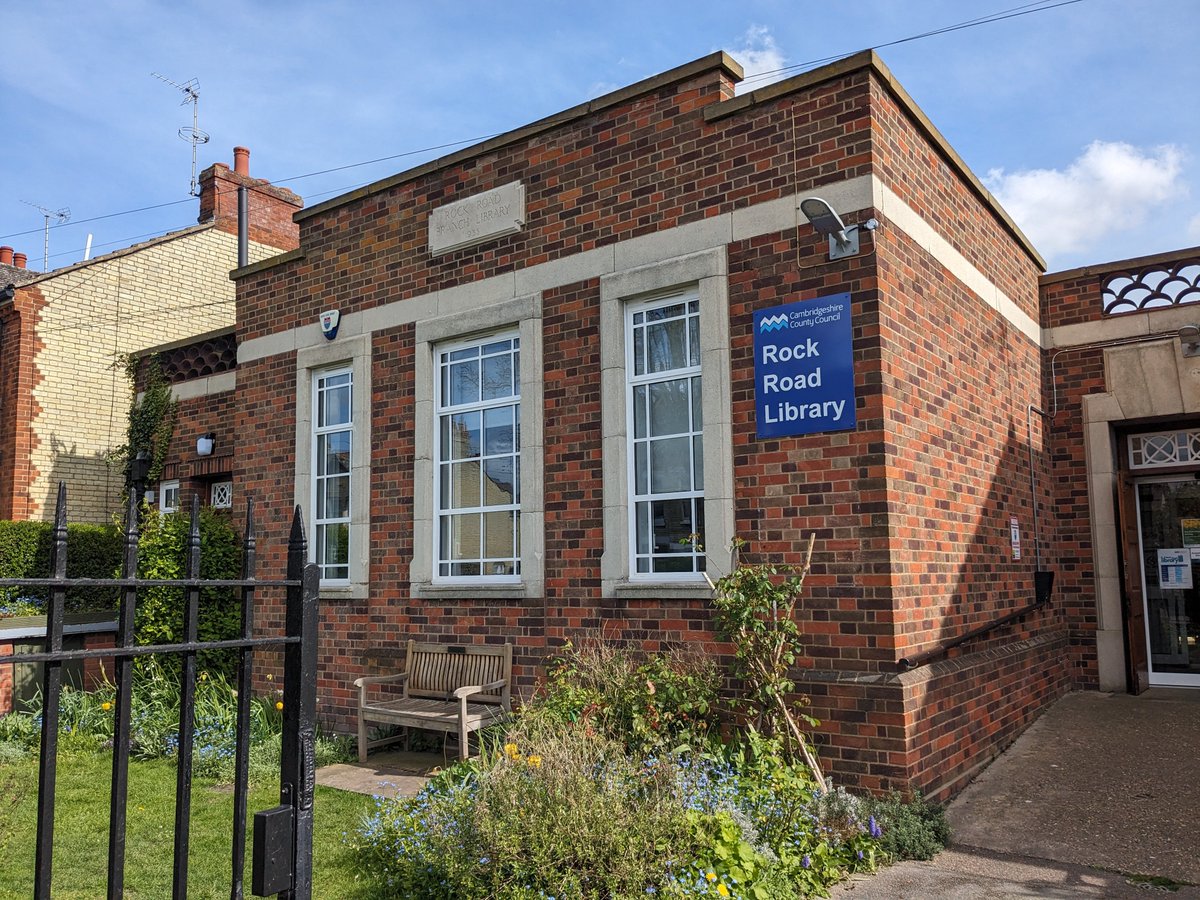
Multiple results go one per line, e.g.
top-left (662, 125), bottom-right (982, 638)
top-left (869, 814), bottom-right (882, 838)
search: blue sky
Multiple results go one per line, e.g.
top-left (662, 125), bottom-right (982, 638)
top-left (0, 0), bottom-right (1196, 274)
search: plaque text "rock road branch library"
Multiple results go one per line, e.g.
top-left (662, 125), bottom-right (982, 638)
top-left (429, 181), bottom-right (526, 255)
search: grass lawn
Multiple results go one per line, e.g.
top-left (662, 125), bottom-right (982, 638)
top-left (0, 747), bottom-right (377, 899)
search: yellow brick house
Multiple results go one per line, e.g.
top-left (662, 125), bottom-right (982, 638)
top-left (0, 148), bottom-right (301, 523)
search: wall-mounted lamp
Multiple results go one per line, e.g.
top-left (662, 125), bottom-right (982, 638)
top-left (799, 197), bottom-right (878, 261)
top-left (1179, 324), bottom-right (1200, 358)
top-left (196, 432), bottom-right (216, 457)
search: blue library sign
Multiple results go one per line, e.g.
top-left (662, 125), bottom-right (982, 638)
top-left (753, 293), bottom-right (856, 438)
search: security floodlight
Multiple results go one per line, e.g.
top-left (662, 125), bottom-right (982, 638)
top-left (801, 197), bottom-right (849, 241)
top-left (799, 196), bottom-right (878, 260)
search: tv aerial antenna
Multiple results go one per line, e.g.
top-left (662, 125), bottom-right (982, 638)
top-left (20, 200), bottom-right (70, 272)
top-left (152, 73), bottom-right (210, 197)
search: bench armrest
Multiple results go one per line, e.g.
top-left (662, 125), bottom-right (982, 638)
top-left (355, 672), bottom-right (410, 705)
top-left (352, 672), bottom-right (410, 686)
top-left (452, 678), bottom-right (507, 700)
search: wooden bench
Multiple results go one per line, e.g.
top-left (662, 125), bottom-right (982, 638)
top-left (354, 640), bottom-right (512, 761)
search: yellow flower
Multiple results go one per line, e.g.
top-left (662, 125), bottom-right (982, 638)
top-left (526, 755), bottom-right (542, 768)
top-left (101, 702), bottom-right (112, 711)
top-left (706, 872), bottom-right (716, 882)
top-left (717, 884), bottom-right (729, 897)
top-left (275, 701), bottom-right (284, 711)
top-left (504, 742), bottom-right (520, 760)
top-left (266, 673), bottom-right (273, 681)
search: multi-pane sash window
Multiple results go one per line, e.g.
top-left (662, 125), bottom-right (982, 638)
top-left (313, 368), bottom-right (352, 581)
top-left (627, 295), bottom-right (705, 576)
top-left (159, 480), bottom-right (180, 514)
top-left (435, 335), bottom-right (521, 579)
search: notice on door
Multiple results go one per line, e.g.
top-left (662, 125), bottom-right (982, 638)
top-left (1157, 548), bottom-right (1193, 589)
top-left (1181, 518), bottom-right (1200, 546)
top-left (753, 293), bottom-right (856, 438)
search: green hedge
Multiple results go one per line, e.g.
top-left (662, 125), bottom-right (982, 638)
top-left (0, 520), bottom-right (123, 614)
top-left (134, 507), bottom-right (243, 679)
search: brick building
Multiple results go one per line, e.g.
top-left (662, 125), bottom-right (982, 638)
top-left (151, 50), bottom-right (1199, 797)
top-left (0, 148), bottom-right (301, 524)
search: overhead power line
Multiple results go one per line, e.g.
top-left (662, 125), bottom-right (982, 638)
top-left (0, 0), bottom-right (1090, 246)
top-left (739, 0), bottom-right (1088, 87)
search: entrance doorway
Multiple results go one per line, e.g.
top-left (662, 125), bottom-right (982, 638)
top-left (1135, 477), bottom-right (1200, 686)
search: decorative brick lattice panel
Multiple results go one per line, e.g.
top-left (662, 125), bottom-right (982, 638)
top-left (210, 481), bottom-right (232, 508)
top-left (1102, 259), bottom-right (1200, 315)
top-left (159, 332), bottom-right (237, 384)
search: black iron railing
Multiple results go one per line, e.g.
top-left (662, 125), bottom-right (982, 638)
top-left (0, 483), bottom-right (319, 900)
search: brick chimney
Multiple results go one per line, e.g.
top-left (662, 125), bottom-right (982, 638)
top-left (198, 147), bottom-right (303, 252)
top-left (13, 253), bottom-right (27, 269)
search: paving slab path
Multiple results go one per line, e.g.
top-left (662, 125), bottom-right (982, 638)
top-left (315, 749), bottom-right (442, 799)
top-left (832, 689), bottom-right (1200, 899)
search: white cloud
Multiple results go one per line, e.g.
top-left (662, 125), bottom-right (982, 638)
top-left (1189, 213), bottom-right (1200, 244)
top-left (985, 141), bottom-right (1186, 259)
top-left (731, 25), bottom-right (786, 94)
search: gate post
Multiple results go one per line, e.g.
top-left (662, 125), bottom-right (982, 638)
top-left (107, 489), bottom-right (141, 899)
top-left (279, 507), bottom-right (319, 900)
top-left (34, 482), bottom-right (68, 900)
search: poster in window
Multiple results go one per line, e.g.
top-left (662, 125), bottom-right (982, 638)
top-left (1157, 548), bottom-right (1193, 589)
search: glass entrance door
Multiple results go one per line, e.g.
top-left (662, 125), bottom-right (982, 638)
top-left (1136, 478), bottom-right (1200, 686)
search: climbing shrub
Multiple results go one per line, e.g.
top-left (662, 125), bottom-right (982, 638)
top-left (708, 535), bottom-right (825, 785)
top-left (109, 353), bottom-right (177, 488)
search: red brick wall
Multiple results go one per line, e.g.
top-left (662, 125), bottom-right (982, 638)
top-left (0, 286), bottom-right (46, 520)
top-left (726, 230), bottom-right (891, 676)
top-left (868, 79), bottom-right (1041, 320)
top-left (1041, 248), bottom-right (1200, 329)
top-left (1042, 270), bottom-right (1102, 329)
top-left (876, 224), bottom-right (1048, 657)
top-left (198, 163), bottom-right (302, 252)
top-left (156, 388), bottom-right (236, 508)
top-left (0, 631), bottom-right (116, 716)
top-left (0, 642), bottom-right (11, 714)
top-left (226, 57), bottom-right (1072, 794)
top-left (1039, 275), bottom-right (1114, 688)
top-left (237, 64), bottom-right (872, 343)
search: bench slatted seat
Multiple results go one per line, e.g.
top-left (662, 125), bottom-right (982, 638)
top-left (354, 640), bottom-right (512, 761)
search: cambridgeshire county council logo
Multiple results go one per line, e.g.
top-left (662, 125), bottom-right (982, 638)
top-left (758, 314), bottom-right (790, 332)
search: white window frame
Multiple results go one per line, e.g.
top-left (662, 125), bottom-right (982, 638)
top-left (159, 480), bottom-right (180, 514)
top-left (411, 295), bottom-right (545, 599)
top-left (625, 293), bottom-right (706, 579)
top-left (294, 334), bottom-right (372, 597)
top-left (312, 367), bottom-right (354, 583)
top-left (433, 331), bottom-right (522, 583)
top-left (599, 248), bottom-right (734, 598)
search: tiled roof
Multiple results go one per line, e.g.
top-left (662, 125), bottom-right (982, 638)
top-left (0, 263), bottom-right (40, 287)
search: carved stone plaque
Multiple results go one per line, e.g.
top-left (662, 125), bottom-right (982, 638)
top-left (429, 181), bottom-right (525, 255)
